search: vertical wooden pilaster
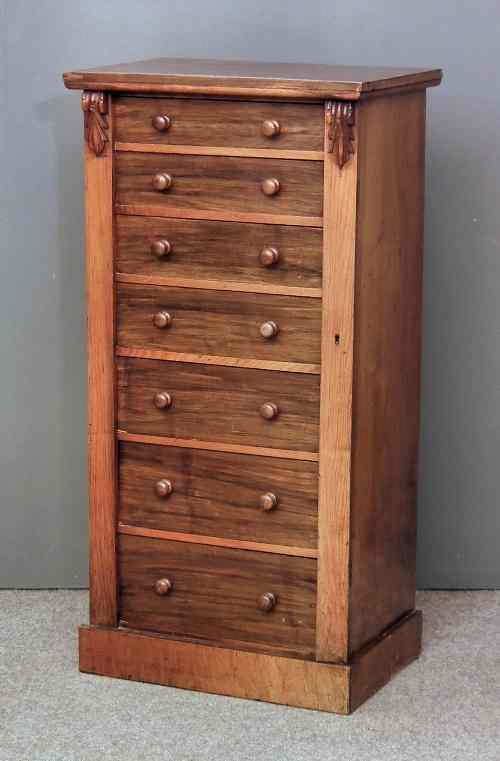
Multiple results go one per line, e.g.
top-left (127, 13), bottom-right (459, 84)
top-left (83, 92), bottom-right (117, 626)
top-left (316, 101), bottom-right (358, 662)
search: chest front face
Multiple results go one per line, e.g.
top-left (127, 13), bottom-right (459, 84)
top-left (65, 58), bottom-right (441, 713)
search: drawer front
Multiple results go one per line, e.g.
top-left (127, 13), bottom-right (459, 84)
top-left (118, 534), bottom-right (317, 652)
top-left (116, 216), bottom-right (323, 290)
top-left (119, 442), bottom-right (318, 548)
top-left (117, 284), bottom-right (322, 365)
top-left (118, 358), bottom-right (320, 452)
top-left (114, 97), bottom-right (324, 151)
top-left (115, 153), bottom-right (323, 218)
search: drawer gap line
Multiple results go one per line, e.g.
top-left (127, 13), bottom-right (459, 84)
top-left (117, 431), bottom-right (320, 462)
top-left (118, 524), bottom-right (318, 559)
top-left (115, 142), bottom-right (325, 161)
top-left (115, 204), bottom-right (323, 228)
top-left (115, 273), bottom-right (322, 299)
top-left (116, 347), bottom-right (321, 374)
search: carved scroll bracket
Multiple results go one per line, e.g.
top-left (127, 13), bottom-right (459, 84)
top-left (325, 101), bottom-right (355, 169)
top-left (81, 91), bottom-right (109, 156)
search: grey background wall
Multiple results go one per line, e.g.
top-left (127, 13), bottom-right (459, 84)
top-left (1, 0), bottom-right (499, 588)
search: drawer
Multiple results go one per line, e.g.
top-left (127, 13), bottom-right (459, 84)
top-left (117, 284), bottom-right (322, 365)
top-left (118, 534), bottom-right (317, 653)
top-left (114, 97), bottom-right (324, 151)
top-left (119, 442), bottom-right (318, 549)
top-left (115, 153), bottom-right (323, 219)
top-left (117, 358), bottom-right (320, 453)
top-left (116, 216), bottom-right (323, 290)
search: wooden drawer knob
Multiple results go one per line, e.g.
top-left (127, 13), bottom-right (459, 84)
top-left (154, 391), bottom-right (172, 410)
top-left (154, 578), bottom-right (173, 596)
top-left (259, 247), bottom-right (280, 267)
top-left (155, 479), bottom-right (173, 498)
top-left (260, 492), bottom-right (279, 511)
top-left (258, 592), bottom-right (277, 612)
top-left (260, 402), bottom-right (279, 420)
top-left (262, 119), bottom-right (281, 138)
top-left (151, 239), bottom-right (172, 258)
top-left (153, 311), bottom-right (172, 329)
top-left (152, 115), bottom-right (171, 132)
top-left (152, 173), bottom-right (173, 192)
top-left (260, 320), bottom-right (279, 339)
top-left (261, 178), bottom-right (280, 197)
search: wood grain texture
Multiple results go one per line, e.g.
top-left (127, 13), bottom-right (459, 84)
top-left (316, 103), bottom-right (358, 662)
top-left (116, 274), bottom-right (322, 299)
top-left (117, 534), bottom-right (317, 653)
top-left (118, 525), bottom-right (318, 559)
top-left (79, 608), bottom-right (421, 713)
top-left (114, 97), bottom-right (324, 150)
top-left (115, 203), bottom-right (323, 228)
top-left (80, 625), bottom-right (348, 710)
top-left (117, 358), bottom-right (320, 452)
top-left (84, 98), bottom-right (117, 626)
top-left (118, 442), bottom-right (318, 548)
top-left (117, 431), bottom-right (319, 462)
top-left (115, 153), bottom-right (323, 218)
top-left (347, 92), bottom-right (426, 654)
top-left (116, 347), bottom-right (320, 374)
top-left (349, 610), bottom-right (422, 711)
top-left (63, 58), bottom-right (443, 100)
top-left (115, 142), bottom-right (324, 161)
top-left (115, 215), bottom-right (323, 290)
top-left (117, 283), bottom-right (322, 364)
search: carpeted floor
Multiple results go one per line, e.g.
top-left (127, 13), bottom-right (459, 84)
top-left (0, 591), bottom-right (499, 761)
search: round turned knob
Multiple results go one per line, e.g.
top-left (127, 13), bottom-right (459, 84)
top-left (152, 115), bottom-right (171, 132)
top-left (260, 402), bottom-right (279, 420)
top-left (154, 578), bottom-right (173, 596)
top-left (155, 479), bottom-right (173, 498)
top-left (153, 311), bottom-right (172, 329)
top-left (258, 592), bottom-right (277, 612)
top-left (152, 173), bottom-right (173, 192)
top-left (151, 239), bottom-right (172, 258)
top-left (259, 247), bottom-right (280, 267)
top-left (259, 320), bottom-right (279, 339)
top-left (262, 119), bottom-right (281, 138)
top-left (260, 492), bottom-right (279, 511)
top-left (154, 391), bottom-right (172, 410)
top-left (261, 177), bottom-right (280, 197)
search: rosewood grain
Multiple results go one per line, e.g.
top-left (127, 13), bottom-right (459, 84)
top-left (115, 153), bottom-right (323, 218)
top-left (79, 610), bottom-right (422, 713)
top-left (117, 430), bottom-right (319, 462)
top-left (118, 534), bottom-right (317, 653)
top-left (118, 525), bottom-right (318, 559)
top-left (118, 442), bottom-right (318, 548)
top-left (117, 283), bottom-right (322, 364)
top-left (115, 215), bottom-right (323, 290)
top-left (63, 58), bottom-right (443, 101)
top-left (117, 357), bottom-right (320, 452)
top-left (64, 56), bottom-right (441, 714)
top-left (316, 94), bottom-right (358, 662)
top-left (116, 347), bottom-right (320, 374)
top-left (84, 95), bottom-right (117, 627)
top-left (347, 91), bottom-right (426, 654)
top-left (114, 97), bottom-right (324, 150)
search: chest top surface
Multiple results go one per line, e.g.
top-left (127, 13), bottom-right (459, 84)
top-left (63, 56), bottom-right (442, 99)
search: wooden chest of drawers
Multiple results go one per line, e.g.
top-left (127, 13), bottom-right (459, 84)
top-left (63, 58), bottom-right (442, 714)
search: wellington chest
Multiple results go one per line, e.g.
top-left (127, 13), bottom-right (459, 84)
top-left (63, 58), bottom-right (442, 714)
